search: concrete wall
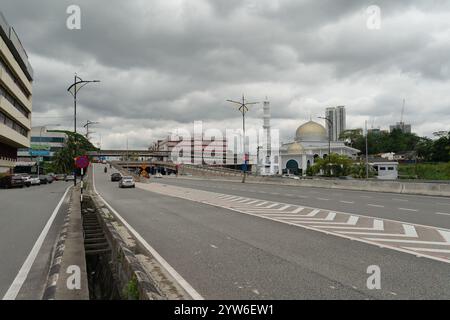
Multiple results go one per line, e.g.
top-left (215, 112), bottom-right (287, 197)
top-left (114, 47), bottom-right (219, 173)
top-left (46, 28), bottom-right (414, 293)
top-left (179, 173), bottom-right (450, 197)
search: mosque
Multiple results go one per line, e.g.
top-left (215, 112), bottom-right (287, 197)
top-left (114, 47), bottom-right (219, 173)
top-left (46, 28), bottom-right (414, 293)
top-left (279, 120), bottom-right (360, 176)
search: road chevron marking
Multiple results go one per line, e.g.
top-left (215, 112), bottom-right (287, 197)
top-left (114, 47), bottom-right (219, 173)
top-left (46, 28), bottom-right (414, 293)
top-left (136, 183), bottom-right (450, 263)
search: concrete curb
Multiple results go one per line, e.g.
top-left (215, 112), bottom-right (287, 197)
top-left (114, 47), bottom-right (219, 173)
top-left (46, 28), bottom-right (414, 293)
top-left (88, 193), bottom-right (191, 300)
top-left (42, 188), bottom-right (89, 300)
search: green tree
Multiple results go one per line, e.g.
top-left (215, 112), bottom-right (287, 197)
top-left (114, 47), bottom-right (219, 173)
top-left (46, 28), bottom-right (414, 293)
top-left (310, 153), bottom-right (352, 177)
top-left (51, 131), bottom-right (98, 174)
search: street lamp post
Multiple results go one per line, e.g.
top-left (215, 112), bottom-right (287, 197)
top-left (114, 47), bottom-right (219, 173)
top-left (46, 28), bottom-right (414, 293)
top-left (318, 116), bottom-right (333, 177)
top-left (226, 95), bottom-right (259, 183)
top-left (67, 75), bottom-right (100, 186)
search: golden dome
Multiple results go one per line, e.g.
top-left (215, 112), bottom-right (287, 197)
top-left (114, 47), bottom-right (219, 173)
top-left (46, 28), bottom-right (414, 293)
top-left (295, 121), bottom-right (327, 142)
top-left (287, 142), bottom-right (304, 154)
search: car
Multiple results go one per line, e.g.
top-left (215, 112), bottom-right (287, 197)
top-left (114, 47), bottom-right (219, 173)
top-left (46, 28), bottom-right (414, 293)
top-left (38, 175), bottom-right (49, 184)
top-left (28, 175), bottom-right (42, 186)
top-left (55, 174), bottom-right (66, 181)
top-left (0, 175), bottom-right (25, 188)
top-left (17, 174), bottom-right (32, 187)
top-left (65, 175), bottom-right (75, 181)
top-left (119, 176), bottom-right (135, 188)
top-left (153, 173), bottom-right (163, 178)
top-left (111, 173), bottom-right (122, 182)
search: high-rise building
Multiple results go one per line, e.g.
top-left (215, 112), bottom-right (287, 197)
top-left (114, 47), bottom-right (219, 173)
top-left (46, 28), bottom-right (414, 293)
top-left (389, 122), bottom-right (411, 134)
top-left (325, 106), bottom-right (346, 141)
top-left (0, 12), bottom-right (33, 173)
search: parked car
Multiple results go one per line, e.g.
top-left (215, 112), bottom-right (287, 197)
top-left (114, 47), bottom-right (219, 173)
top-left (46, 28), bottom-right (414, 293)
top-left (65, 175), bottom-right (75, 181)
top-left (28, 175), bottom-right (42, 186)
top-left (0, 175), bottom-right (25, 188)
top-left (111, 173), bottom-right (122, 182)
top-left (55, 174), bottom-right (66, 181)
top-left (153, 173), bottom-right (163, 178)
top-left (38, 175), bottom-right (49, 184)
top-left (119, 176), bottom-right (135, 188)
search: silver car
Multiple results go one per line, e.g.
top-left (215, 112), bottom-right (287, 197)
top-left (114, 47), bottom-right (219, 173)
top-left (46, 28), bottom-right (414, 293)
top-left (119, 176), bottom-right (135, 188)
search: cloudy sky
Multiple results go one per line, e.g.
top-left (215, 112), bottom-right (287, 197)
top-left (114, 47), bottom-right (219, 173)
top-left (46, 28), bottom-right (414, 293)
top-left (2, 0), bottom-right (450, 149)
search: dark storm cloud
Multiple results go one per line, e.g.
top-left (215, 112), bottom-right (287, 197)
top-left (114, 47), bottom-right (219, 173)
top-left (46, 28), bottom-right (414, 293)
top-left (1, 0), bottom-right (449, 148)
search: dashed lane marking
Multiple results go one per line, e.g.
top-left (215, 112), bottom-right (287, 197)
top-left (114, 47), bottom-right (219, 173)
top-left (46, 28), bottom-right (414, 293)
top-left (398, 208), bottom-right (419, 212)
top-left (368, 204), bottom-right (384, 208)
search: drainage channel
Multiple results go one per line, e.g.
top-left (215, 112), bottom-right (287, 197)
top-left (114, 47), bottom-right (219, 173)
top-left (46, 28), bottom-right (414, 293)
top-left (82, 196), bottom-right (121, 299)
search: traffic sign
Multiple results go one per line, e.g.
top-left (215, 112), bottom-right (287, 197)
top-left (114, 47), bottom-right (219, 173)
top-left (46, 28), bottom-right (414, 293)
top-left (75, 155), bottom-right (90, 169)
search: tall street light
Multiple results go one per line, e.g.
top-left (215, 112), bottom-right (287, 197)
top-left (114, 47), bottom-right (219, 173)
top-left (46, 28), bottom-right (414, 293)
top-left (67, 75), bottom-right (100, 186)
top-left (318, 116), bottom-right (332, 177)
top-left (226, 95), bottom-right (259, 183)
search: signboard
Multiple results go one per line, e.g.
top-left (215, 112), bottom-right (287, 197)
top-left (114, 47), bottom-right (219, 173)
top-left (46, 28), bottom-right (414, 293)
top-left (75, 156), bottom-right (90, 169)
top-left (30, 144), bottom-right (51, 150)
top-left (30, 150), bottom-right (50, 157)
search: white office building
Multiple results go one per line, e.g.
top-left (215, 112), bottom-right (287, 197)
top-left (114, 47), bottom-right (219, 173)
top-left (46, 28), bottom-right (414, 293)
top-left (325, 106), bottom-right (346, 141)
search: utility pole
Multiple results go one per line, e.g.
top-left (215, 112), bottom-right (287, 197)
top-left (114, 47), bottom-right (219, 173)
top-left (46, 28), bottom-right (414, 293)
top-left (226, 95), bottom-right (259, 183)
top-left (83, 120), bottom-right (100, 141)
top-left (67, 75), bottom-right (100, 187)
top-left (318, 116), bottom-right (332, 177)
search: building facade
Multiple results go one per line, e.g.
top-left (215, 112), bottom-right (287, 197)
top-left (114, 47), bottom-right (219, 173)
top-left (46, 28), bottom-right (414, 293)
top-left (17, 127), bottom-right (67, 162)
top-left (389, 122), bottom-right (411, 134)
top-left (280, 120), bottom-right (359, 176)
top-left (0, 12), bottom-right (33, 173)
top-left (153, 135), bottom-right (234, 165)
top-left (325, 106), bottom-right (346, 141)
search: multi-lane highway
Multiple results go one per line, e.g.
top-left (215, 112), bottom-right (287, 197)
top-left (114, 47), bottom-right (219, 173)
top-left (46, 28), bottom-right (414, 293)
top-left (93, 164), bottom-right (450, 299)
top-left (0, 181), bottom-right (71, 299)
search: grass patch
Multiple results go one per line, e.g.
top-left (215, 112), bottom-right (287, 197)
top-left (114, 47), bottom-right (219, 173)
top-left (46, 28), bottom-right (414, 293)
top-left (399, 162), bottom-right (450, 180)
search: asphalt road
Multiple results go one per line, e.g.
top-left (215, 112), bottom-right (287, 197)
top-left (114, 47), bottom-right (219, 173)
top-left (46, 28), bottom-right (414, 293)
top-left (0, 181), bottom-right (71, 299)
top-left (160, 176), bottom-right (450, 229)
top-left (94, 164), bottom-right (450, 299)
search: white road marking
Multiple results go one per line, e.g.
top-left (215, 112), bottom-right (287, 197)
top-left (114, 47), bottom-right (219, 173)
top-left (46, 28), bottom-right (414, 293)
top-left (92, 165), bottom-right (204, 300)
top-left (328, 220), bottom-right (384, 231)
top-left (435, 212), bottom-right (450, 216)
top-left (316, 198), bottom-right (329, 201)
top-left (210, 244), bottom-right (218, 249)
top-left (255, 201), bottom-right (268, 207)
top-left (291, 207), bottom-right (305, 214)
top-left (277, 205), bottom-right (291, 211)
top-left (398, 208), bottom-right (418, 212)
top-left (3, 185), bottom-right (72, 300)
top-left (368, 204), bottom-right (384, 208)
top-left (403, 224), bottom-right (418, 237)
top-left (439, 230), bottom-right (450, 243)
top-left (403, 247), bottom-right (450, 253)
top-left (340, 201), bottom-right (354, 204)
top-left (265, 203), bottom-right (280, 209)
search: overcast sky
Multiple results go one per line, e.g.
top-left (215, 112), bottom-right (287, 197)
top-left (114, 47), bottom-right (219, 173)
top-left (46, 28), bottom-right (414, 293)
top-left (2, 0), bottom-right (450, 149)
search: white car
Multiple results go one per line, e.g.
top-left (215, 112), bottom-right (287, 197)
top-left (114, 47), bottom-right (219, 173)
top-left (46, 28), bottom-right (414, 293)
top-left (26, 175), bottom-right (41, 186)
top-left (119, 176), bottom-right (135, 188)
top-left (154, 173), bottom-right (163, 178)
